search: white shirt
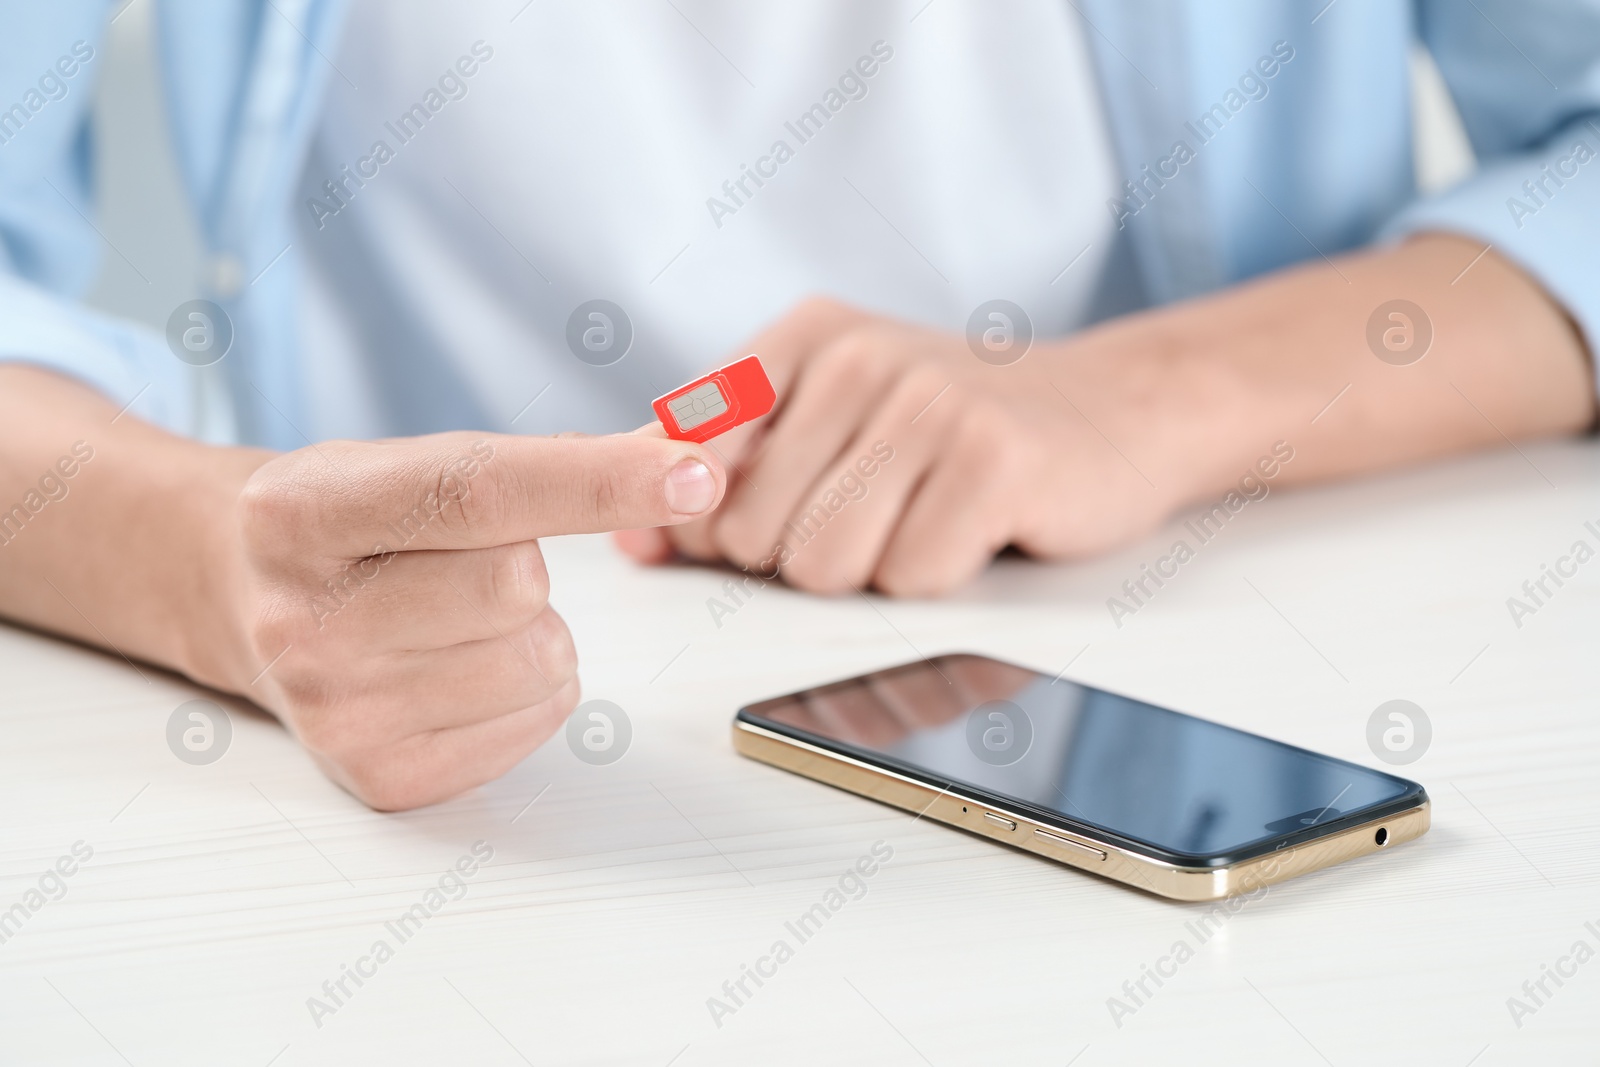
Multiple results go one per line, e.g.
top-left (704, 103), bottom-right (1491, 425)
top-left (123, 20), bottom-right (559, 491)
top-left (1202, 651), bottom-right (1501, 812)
top-left (295, 0), bottom-right (1130, 440)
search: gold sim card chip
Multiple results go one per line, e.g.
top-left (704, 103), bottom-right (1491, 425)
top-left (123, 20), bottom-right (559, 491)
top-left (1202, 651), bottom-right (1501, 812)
top-left (666, 381), bottom-right (729, 431)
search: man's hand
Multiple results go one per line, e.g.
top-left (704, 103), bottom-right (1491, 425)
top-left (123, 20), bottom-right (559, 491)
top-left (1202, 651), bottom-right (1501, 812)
top-left (0, 364), bottom-right (726, 812)
top-left (222, 432), bottom-right (724, 809)
top-left (619, 234), bottom-right (1593, 595)
top-left (617, 300), bottom-right (1190, 596)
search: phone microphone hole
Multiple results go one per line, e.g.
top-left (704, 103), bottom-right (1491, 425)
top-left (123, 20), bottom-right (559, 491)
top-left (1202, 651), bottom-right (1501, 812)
top-left (1374, 827), bottom-right (1390, 847)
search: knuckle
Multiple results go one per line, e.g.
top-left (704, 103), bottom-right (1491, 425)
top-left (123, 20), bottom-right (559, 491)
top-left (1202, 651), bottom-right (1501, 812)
top-left (812, 325), bottom-right (910, 385)
top-left (795, 294), bottom-right (846, 320)
top-left (534, 457), bottom-right (637, 532)
top-left (679, 513), bottom-right (733, 562)
top-left (239, 445), bottom-right (366, 541)
top-left (237, 467), bottom-right (308, 550)
top-left (286, 686), bottom-right (364, 754)
top-left (871, 565), bottom-right (913, 597)
top-left (525, 608), bottom-right (578, 684)
top-left (430, 458), bottom-right (501, 539)
top-left (548, 674), bottom-right (582, 720)
top-left (954, 402), bottom-right (1014, 462)
top-left (880, 365), bottom-right (956, 432)
top-left (709, 506), bottom-right (771, 567)
top-left (872, 540), bottom-right (966, 597)
top-left (812, 332), bottom-right (883, 385)
top-left (487, 541), bottom-right (550, 622)
top-left (246, 603), bottom-right (301, 665)
top-left (792, 294), bottom-right (872, 337)
top-left (899, 363), bottom-right (950, 405)
top-left (779, 550), bottom-right (860, 597)
top-left (874, 562), bottom-right (940, 598)
top-left (586, 465), bottom-right (629, 529)
top-left (345, 755), bottom-right (433, 812)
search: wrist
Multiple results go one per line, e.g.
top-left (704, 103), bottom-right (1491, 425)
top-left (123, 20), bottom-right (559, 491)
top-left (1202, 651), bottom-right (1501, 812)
top-left (1047, 312), bottom-right (1302, 514)
top-left (170, 445), bottom-right (278, 694)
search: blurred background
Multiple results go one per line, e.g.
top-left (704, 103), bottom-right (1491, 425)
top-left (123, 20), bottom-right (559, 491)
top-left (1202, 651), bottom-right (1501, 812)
top-left (86, 2), bottom-right (1479, 350)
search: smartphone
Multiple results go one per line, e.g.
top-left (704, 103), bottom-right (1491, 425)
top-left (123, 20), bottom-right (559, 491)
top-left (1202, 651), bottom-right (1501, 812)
top-left (734, 654), bottom-right (1429, 901)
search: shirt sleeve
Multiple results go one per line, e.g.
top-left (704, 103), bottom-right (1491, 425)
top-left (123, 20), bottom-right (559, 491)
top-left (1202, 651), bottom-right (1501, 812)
top-left (0, 9), bottom-right (195, 432)
top-left (1383, 0), bottom-right (1600, 373)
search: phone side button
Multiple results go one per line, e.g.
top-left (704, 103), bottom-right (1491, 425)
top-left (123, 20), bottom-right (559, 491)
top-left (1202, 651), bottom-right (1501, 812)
top-left (1035, 828), bottom-right (1107, 861)
top-left (983, 813), bottom-right (1017, 831)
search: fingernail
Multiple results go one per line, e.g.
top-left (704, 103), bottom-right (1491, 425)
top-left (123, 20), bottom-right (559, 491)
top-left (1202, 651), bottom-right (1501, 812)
top-left (664, 459), bottom-right (716, 515)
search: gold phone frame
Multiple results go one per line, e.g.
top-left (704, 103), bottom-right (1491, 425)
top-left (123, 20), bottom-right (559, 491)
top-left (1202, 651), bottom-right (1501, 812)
top-left (733, 719), bottom-right (1430, 902)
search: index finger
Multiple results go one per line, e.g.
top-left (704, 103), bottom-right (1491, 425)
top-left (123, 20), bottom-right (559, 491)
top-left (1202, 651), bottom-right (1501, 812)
top-left (272, 431), bottom-right (728, 555)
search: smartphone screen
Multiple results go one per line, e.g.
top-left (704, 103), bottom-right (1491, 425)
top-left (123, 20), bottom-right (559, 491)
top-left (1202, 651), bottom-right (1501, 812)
top-left (739, 654), bottom-right (1424, 865)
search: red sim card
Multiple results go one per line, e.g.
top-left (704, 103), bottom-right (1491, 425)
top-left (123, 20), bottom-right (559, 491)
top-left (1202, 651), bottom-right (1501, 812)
top-left (652, 355), bottom-right (776, 443)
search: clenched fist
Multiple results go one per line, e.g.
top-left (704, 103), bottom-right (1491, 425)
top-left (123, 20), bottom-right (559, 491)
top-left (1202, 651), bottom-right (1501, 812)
top-left (617, 298), bottom-right (1184, 596)
top-left (619, 237), bottom-right (1595, 596)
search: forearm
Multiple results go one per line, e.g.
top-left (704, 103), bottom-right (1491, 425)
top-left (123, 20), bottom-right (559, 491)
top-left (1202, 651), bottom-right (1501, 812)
top-left (0, 365), bottom-right (271, 690)
top-left (1077, 232), bottom-right (1595, 506)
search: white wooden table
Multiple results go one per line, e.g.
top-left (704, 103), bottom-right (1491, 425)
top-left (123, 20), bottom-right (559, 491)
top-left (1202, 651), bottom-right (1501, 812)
top-left (2, 440), bottom-right (1597, 1066)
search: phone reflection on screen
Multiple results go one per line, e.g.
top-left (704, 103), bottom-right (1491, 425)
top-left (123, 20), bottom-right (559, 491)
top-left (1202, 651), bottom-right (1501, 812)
top-left (748, 654), bottom-right (1413, 858)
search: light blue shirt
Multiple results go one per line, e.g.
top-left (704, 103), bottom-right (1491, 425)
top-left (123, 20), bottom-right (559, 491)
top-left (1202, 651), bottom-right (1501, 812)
top-left (2, 1), bottom-right (1598, 450)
